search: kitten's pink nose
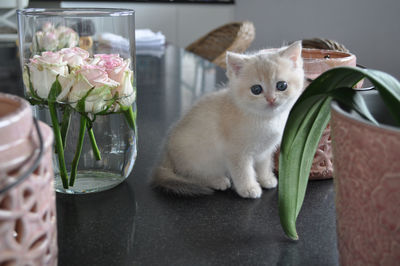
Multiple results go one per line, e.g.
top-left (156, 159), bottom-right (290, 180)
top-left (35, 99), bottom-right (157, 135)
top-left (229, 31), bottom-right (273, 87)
top-left (266, 97), bottom-right (276, 104)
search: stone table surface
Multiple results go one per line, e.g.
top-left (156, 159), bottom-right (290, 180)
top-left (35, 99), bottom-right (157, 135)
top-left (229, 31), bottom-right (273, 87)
top-left (0, 43), bottom-right (338, 266)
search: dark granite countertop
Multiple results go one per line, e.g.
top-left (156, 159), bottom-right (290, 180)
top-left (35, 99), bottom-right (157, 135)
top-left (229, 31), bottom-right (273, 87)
top-left (0, 43), bottom-right (338, 266)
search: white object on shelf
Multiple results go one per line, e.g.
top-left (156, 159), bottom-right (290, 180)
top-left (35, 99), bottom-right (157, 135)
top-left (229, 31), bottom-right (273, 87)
top-left (136, 29), bottom-right (165, 47)
top-left (60, 1), bottom-right (234, 48)
top-left (99, 30), bottom-right (166, 57)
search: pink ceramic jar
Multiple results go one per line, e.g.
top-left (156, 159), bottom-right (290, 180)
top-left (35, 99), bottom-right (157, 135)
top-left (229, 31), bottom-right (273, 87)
top-left (0, 93), bottom-right (57, 265)
top-left (331, 92), bottom-right (400, 265)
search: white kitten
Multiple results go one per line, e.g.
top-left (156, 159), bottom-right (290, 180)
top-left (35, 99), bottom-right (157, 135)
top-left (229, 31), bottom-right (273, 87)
top-left (151, 41), bottom-right (304, 198)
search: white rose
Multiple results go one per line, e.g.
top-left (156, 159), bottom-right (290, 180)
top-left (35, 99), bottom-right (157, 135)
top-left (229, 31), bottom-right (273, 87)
top-left (56, 26), bottom-right (79, 50)
top-left (115, 69), bottom-right (136, 109)
top-left (33, 31), bottom-right (58, 53)
top-left (60, 47), bottom-right (90, 67)
top-left (28, 51), bottom-right (68, 99)
top-left (32, 23), bottom-right (79, 53)
top-left (93, 54), bottom-right (135, 109)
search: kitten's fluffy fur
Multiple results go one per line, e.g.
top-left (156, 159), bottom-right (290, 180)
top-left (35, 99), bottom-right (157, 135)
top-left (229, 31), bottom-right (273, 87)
top-left (151, 42), bottom-right (304, 198)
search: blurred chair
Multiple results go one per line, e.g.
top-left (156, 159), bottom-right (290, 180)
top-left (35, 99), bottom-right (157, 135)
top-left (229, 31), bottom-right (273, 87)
top-left (0, 0), bottom-right (29, 41)
top-left (186, 21), bottom-right (255, 69)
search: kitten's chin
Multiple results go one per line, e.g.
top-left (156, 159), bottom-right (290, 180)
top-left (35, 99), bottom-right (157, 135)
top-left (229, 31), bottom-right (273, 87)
top-left (261, 101), bottom-right (291, 115)
top-left (263, 103), bottom-right (282, 114)
top-left (243, 104), bottom-right (281, 117)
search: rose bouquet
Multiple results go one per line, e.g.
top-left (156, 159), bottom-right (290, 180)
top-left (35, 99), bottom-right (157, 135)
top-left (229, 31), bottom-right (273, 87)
top-left (22, 47), bottom-right (136, 189)
top-left (18, 8), bottom-right (137, 193)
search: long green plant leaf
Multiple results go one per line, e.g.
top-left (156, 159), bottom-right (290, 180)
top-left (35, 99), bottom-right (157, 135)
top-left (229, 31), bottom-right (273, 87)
top-left (329, 87), bottom-right (378, 125)
top-left (361, 69), bottom-right (400, 125)
top-left (279, 66), bottom-right (400, 240)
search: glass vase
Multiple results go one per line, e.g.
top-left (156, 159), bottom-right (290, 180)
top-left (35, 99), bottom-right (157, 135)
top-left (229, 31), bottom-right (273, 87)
top-left (17, 8), bottom-right (137, 194)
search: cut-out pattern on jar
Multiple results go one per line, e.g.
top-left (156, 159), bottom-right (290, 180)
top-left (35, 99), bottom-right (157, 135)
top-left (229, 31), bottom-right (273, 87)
top-left (0, 93), bottom-right (57, 266)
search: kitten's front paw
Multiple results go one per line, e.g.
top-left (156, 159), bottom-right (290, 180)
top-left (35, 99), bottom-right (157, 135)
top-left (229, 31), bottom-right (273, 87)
top-left (236, 184), bottom-right (262, 199)
top-left (259, 175), bottom-right (278, 189)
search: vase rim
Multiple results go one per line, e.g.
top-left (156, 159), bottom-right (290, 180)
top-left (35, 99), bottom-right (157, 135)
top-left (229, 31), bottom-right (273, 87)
top-left (331, 90), bottom-right (400, 134)
top-left (0, 92), bottom-right (30, 128)
top-left (17, 8), bottom-right (135, 17)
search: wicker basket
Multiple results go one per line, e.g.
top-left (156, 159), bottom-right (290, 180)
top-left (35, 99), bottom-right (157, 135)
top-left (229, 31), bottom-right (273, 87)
top-left (301, 38), bottom-right (349, 53)
top-left (186, 21), bottom-right (255, 69)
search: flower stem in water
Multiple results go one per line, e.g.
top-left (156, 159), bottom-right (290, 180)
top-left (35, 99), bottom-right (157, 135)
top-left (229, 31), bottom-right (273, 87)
top-left (123, 105), bottom-right (136, 132)
top-left (69, 115), bottom-right (87, 187)
top-left (87, 122), bottom-right (102, 161)
top-left (49, 102), bottom-right (69, 189)
top-left (60, 106), bottom-right (71, 149)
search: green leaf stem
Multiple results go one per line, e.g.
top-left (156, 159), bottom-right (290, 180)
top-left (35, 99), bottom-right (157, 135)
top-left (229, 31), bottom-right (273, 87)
top-left (123, 105), bottom-right (137, 133)
top-left (60, 105), bottom-right (72, 149)
top-left (48, 77), bottom-right (69, 189)
top-left (86, 121), bottom-right (102, 161)
top-left (69, 114), bottom-right (86, 187)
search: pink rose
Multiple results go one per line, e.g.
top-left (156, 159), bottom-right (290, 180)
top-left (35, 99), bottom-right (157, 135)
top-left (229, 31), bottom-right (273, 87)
top-left (77, 65), bottom-right (119, 88)
top-left (93, 54), bottom-right (130, 83)
top-left (92, 54), bottom-right (135, 108)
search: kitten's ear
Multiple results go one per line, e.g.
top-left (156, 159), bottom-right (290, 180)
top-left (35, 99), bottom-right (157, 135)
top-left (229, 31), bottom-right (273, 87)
top-left (279, 41), bottom-right (303, 68)
top-left (226, 52), bottom-right (247, 78)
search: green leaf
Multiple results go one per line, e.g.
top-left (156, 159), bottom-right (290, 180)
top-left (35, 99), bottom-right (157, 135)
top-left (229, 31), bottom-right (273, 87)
top-left (360, 69), bottom-right (400, 125)
top-left (27, 97), bottom-right (46, 106)
top-left (278, 66), bottom-right (400, 240)
top-left (95, 92), bottom-right (119, 115)
top-left (48, 76), bottom-right (62, 103)
top-left (76, 87), bottom-right (95, 113)
top-left (279, 96), bottom-right (331, 239)
top-left (123, 105), bottom-right (137, 132)
top-left (329, 87), bottom-right (378, 125)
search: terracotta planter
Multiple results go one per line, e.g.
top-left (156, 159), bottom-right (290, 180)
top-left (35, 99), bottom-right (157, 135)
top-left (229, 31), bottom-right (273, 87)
top-left (274, 48), bottom-right (359, 179)
top-left (0, 93), bottom-right (58, 265)
top-left (331, 91), bottom-right (400, 265)
top-left (302, 48), bottom-right (357, 85)
top-left (304, 48), bottom-right (360, 179)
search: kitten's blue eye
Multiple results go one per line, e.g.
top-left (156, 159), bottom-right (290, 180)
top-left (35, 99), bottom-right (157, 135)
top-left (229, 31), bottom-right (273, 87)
top-left (251, 85), bottom-right (263, 95)
top-left (276, 81), bottom-right (288, 91)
